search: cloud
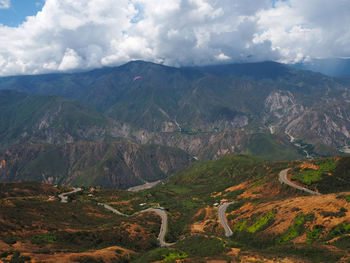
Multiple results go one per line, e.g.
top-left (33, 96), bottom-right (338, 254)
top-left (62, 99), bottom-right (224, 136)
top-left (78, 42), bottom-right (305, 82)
top-left (255, 0), bottom-right (350, 62)
top-left (58, 48), bottom-right (82, 71)
top-left (0, 0), bottom-right (349, 76)
top-left (0, 0), bottom-right (10, 9)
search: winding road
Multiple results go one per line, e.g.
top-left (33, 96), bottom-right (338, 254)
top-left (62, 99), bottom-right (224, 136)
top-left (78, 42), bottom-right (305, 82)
top-left (97, 203), bottom-right (127, 216)
top-left (58, 187), bottom-right (82, 203)
top-left (98, 204), bottom-right (173, 247)
top-left (145, 208), bottom-right (174, 247)
top-left (59, 188), bottom-right (172, 247)
top-left (217, 168), bottom-right (322, 237)
top-left (218, 202), bottom-right (234, 237)
top-left (59, 167), bottom-right (320, 245)
top-left (279, 168), bottom-right (321, 196)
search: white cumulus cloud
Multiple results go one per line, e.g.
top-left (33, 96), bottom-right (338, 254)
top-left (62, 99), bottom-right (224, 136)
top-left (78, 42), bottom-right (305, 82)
top-left (0, 0), bottom-right (349, 76)
top-left (255, 0), bottom-right (350, 62)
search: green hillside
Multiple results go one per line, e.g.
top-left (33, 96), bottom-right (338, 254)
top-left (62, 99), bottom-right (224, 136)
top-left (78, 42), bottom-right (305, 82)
top-left (290, 156), bottom-right (350, 193)
top-left (0, 90), bottom-right (129, 148)
top-left (94, 155), bottom-right (296, 241)
top-left (0, 142), bottom-right (194, 189)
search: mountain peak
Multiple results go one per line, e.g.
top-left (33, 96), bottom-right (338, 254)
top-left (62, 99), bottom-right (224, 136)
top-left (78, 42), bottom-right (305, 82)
top-left (121, 60), bottom-right (167, 69)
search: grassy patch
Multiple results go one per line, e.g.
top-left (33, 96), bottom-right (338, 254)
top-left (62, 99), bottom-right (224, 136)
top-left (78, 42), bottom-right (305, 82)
top-left (246, 211), bottom-right (275, 233)
top-left (31, 233), bottom-right (57, 244)
top-left (162, 252), bottom-right (188, 263)
top-left (233, 220), bottom-right (247, 232)
top-left (245, 133), bottom-right (303, 161)
top-left (131, 248), bottom-right (186, 263)
top-left (328, 222), bottom-right (350, 239)
top-left (227, 211), bottom-right (276, 249)
top-left (291, 158), bottom-right (337, 185)
top-left (232, 211), bottom-right (275, 234)
top-left (276, 214), bottom-right (314, 244)
top-left (306, 225), bottom-right (324, 244)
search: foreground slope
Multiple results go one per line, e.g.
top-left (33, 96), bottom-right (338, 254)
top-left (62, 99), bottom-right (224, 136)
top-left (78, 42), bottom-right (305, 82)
top-left (0, 183), bottom-right (160, 262)
top-left (288, 156), bottom-right (350, 193)
top-left (1, 154), bottom-right (350, 262)
top-left (94, 154), bottom-right (350, 262)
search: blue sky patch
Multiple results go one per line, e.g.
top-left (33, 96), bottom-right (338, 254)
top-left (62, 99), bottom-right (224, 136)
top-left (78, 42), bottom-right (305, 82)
top-left (0, 0), bottom-right (44, 27)
top-left (131, 3), bottom-right (144, 24)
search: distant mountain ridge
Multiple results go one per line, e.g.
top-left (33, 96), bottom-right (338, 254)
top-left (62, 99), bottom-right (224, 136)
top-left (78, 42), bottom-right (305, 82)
top-left (0, 60), bottom-right (350, 160)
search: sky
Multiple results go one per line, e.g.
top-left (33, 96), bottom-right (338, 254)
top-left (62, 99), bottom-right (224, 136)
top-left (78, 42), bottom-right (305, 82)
top-left (0, 0), bottom-right (44, 27)
top-left (0, 0), bottom-right (349, 76)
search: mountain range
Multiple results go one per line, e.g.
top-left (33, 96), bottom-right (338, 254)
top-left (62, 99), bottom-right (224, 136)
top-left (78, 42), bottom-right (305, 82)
top-left (1, 60), bottom-right (350, 188)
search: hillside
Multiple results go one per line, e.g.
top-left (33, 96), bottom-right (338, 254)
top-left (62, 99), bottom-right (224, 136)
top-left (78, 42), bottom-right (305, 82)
top-left (146, 130), bottom-right (304, 161)
top-left (0, 89), bottom-right (305, 162)
top-left (0, 61), bottom-right (349, 159)
top-left (0, 142), bottom-right (193, 189)
top-left (92, 154), bottom-right (350, 262)
top-left (289, 156), bottom-right (350, 194)
top-left (2, 154), bottom-right (350, 262)
top-left (0, 182), bottom-right (160, 262)
top-left (285, 101), bottom-right (350, 155)
top-left (0, 90), bottom-right (137, 148)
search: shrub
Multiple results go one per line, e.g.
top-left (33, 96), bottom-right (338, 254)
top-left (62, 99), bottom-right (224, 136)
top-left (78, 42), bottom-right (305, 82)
top-left (9, 251), bottom-right (31, 263)
top-left (306, 225), bottom-right (324, 244)
top-left (30, 233), bottom-right (57, 244)
top-left (276, 214), bottom-right (314, 244)
top-left (328, 222), bottom-right (350, 239)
